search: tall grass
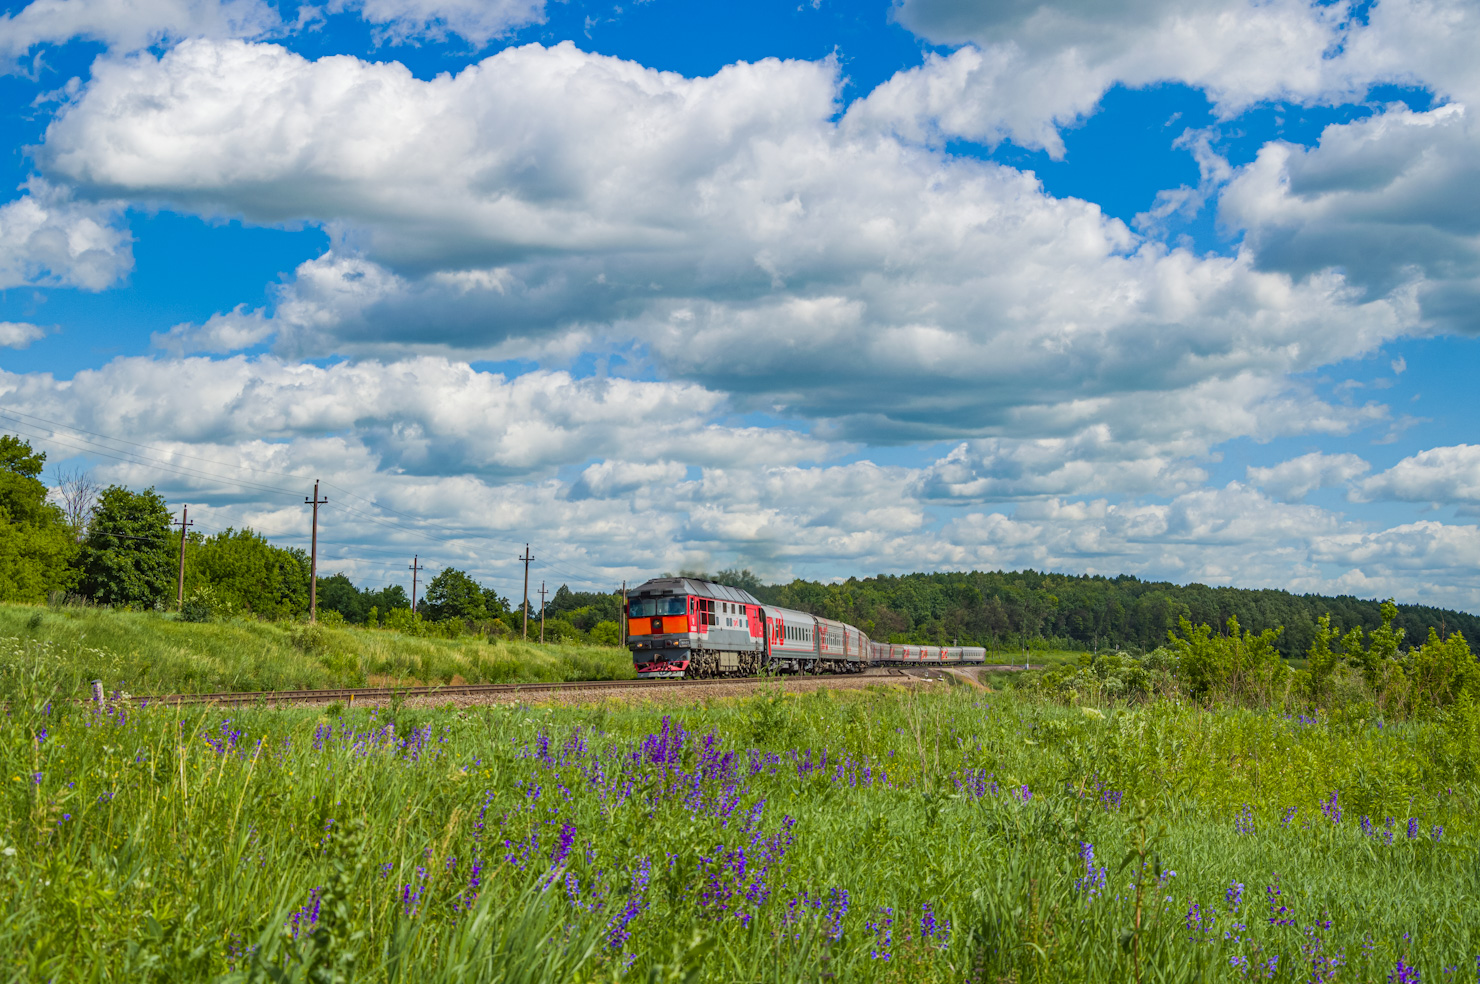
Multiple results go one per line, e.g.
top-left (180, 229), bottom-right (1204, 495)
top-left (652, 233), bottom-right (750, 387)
top-left (0, 603), bottom-right (633, 695)
top-left (3, 662), bottom-right (1476, 982)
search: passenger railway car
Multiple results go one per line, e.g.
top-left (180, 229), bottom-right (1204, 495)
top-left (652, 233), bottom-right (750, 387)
top-left (626, 575), bottom-right (986, 679)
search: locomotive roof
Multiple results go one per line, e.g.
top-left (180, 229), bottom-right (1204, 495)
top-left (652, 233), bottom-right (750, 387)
top-left (630, 577), bottom-right (761, 606)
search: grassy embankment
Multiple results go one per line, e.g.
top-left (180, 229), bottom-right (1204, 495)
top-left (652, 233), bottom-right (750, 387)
top-left (0, 602), bottom-right (633, 695)
top-left (3, 662), bottom-right (1477, 983)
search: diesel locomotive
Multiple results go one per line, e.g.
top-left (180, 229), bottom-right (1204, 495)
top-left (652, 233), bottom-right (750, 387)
top-left (625, 576), bottom-right (987, 679)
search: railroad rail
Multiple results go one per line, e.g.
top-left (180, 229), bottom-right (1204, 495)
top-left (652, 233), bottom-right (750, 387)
top-left (135, 667), bottom-right (913, 707)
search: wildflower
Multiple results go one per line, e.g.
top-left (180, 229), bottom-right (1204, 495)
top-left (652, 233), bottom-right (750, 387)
top-left (1407, 818), bottom-right (1419, 840)
top-left (1235, 803), bottom-right (1255, 835)
top-left (1074, 843), bottom-right (1107, 900)
top-left (1185, 901), bottom-right (1216, 940)
top-left (920, 902), bottom-right (950, 948)
top-left (865, 907), bottom-right (894, 961)
top-left (1266, 877), bottom-right (1294, 927)
top-left (1431, 825), bottom-right (1444, 842)
top-left (1390, 956), bottom-right (1420, 983)
top-left (551, 822), bottom-right (576, 869)
top-left (825, 887), bottom-right (849, 942)
top-left (1320, 791), bottom-right (1342, 824)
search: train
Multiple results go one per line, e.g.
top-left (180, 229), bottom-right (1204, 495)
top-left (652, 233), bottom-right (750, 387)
top-left (624, 575), bottom-right (986, 679)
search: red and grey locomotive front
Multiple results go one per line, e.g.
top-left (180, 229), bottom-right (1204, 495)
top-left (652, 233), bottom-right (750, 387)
top-left (626, 577), bottom-right (766, 678)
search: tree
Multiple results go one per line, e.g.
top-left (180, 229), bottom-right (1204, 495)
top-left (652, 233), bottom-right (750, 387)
top-left (185, 528), bottom-right (310, 618)
top-left (317, 573), bottom-right (367, 623)
top-left (51, 466), bottom-right (99, 540)
top-left (365, 584), bottom-right (410, 622)
top-left (422, 568), bottom-right (488, 622)
top-left (78, 486), bottom-right (174, 607)
top-left (0, 436), bottom-right (79, 602)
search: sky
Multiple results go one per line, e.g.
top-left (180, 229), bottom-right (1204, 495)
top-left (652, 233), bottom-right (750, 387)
top-left (2, 0), bottom-right (1480, 609)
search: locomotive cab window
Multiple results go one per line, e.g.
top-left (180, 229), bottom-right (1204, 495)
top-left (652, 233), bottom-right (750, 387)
top-left (630, 597), bottom-right (686, 618)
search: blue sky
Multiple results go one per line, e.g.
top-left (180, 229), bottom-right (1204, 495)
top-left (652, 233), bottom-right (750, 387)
top-left (2, 0), bottom-right (1479, 608)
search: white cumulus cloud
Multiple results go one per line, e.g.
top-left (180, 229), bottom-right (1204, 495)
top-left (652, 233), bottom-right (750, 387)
top-left (35, 39), bottom-right (1419, 447)
top-left (0, 0), bottom-right (280, 62)
top-left (0, 321), bottom-right (47, 348)
top-left (1246, 451), bottom-right (1371, 501)
top-left (0, 182), bottom-right (130, 290)
top-left (1356, 445), bottom-right (1480, 505)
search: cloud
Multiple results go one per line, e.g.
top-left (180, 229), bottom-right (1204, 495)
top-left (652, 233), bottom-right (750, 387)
top-left (0, 321), bottom-right (47, 348)
top-left (0, 354), bottom-right (833, 479)
top-left (37, 39), bottom-right (1421, 447)
top-left (327, 0), bottom-right (546, 44)
top-left (873, 0), bottom-right (1360, 157)
top-left (152, 305), bottom-right (273, 355)
top-left (1311, 519), bottom-right (1480, 575)
top-left (0, 0), bottom-right (280, 62)
top-left (879, 0), bottom-right (1480, 158)
top-left (1355, 445), bottom-right (1480, 504)
top-left (0, 181), bottom-right (130, 290)
top-left (1246, 451), bottom-right (1371, 501)
top-left (568, 460), bottom-right (688, 501)
top-left (917, 430), bottom-right (1209, 501)
top-left (1220, 101), bottom-right (1480, 332)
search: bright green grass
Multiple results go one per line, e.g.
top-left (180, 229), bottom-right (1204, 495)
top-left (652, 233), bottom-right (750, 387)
top-left (0, 603), bottom-right (634, 695)
top-left (3, 668), bottom-right (1477, 983)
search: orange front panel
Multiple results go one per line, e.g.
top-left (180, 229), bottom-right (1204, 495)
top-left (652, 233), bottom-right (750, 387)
top-left (628, 614), bottom-right (691, 637)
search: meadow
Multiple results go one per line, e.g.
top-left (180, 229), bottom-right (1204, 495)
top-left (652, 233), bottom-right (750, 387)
top-left (4, 649), bottom-right (1478, 983)
top-left (0, 603), bottom-right (634, 694)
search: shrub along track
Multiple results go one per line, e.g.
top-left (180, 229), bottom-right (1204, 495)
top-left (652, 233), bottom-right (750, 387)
top-left (135, 667), bottom-right (926, 709)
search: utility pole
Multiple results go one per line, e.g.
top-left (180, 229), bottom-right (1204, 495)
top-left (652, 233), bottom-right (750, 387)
top-left (409, 554), bottom-right (424, 612)
top-left (539, 581), bottom-right (547, 644)
top-left (620, 579), bottom-right (627, 648)
top-left (174, 505), bottom-right (194, 609)
top-left (519, 544), bottom-right (534, 640)
top-left (305, 480), bottom-right (327, 623)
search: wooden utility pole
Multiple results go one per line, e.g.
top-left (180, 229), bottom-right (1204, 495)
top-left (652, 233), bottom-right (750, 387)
top-left (409, 554), bottom-right (424, 612)
top-left (519, 544), bottom-right (534, 640)
top-left (539, 581), bottom-right (547, 643)
top-left (620, 579), bottom-right (627, 648)
top-left (305, 480), bottom-right (327, 623)
top-left (174, 505), bottom-right (194, 609)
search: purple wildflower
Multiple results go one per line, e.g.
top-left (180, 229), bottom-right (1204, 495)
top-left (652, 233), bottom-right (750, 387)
top-left (1073, 842), bottom-right (1108, 900)
top-left (1227, 881), bottom-right (1244, 913)
top-left (1266, 877), bottom-right (1294, 927)
top-left (866, 907), bottom-right (894, 961)
top-left (1390, 956), bottom-right (1420, 983)
top-left (551, 822), bottom-right (576, 869)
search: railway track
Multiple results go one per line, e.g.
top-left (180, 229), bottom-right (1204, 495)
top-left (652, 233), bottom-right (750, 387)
top-left (138, 667), bottom-right (914, 707)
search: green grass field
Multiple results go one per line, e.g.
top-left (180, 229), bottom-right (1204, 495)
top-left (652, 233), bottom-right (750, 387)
top-left (0, 602), bottom-right (634, 695)
top-left (3, 657), bottom-right (1477, 983)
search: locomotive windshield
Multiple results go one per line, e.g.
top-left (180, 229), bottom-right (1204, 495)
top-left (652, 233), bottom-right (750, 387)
top-left (629, 596), bottom-right (687, 618)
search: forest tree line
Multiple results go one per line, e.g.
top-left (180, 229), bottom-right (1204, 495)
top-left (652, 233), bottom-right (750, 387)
top-left (696, 567), bottom-right (1480, 657)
